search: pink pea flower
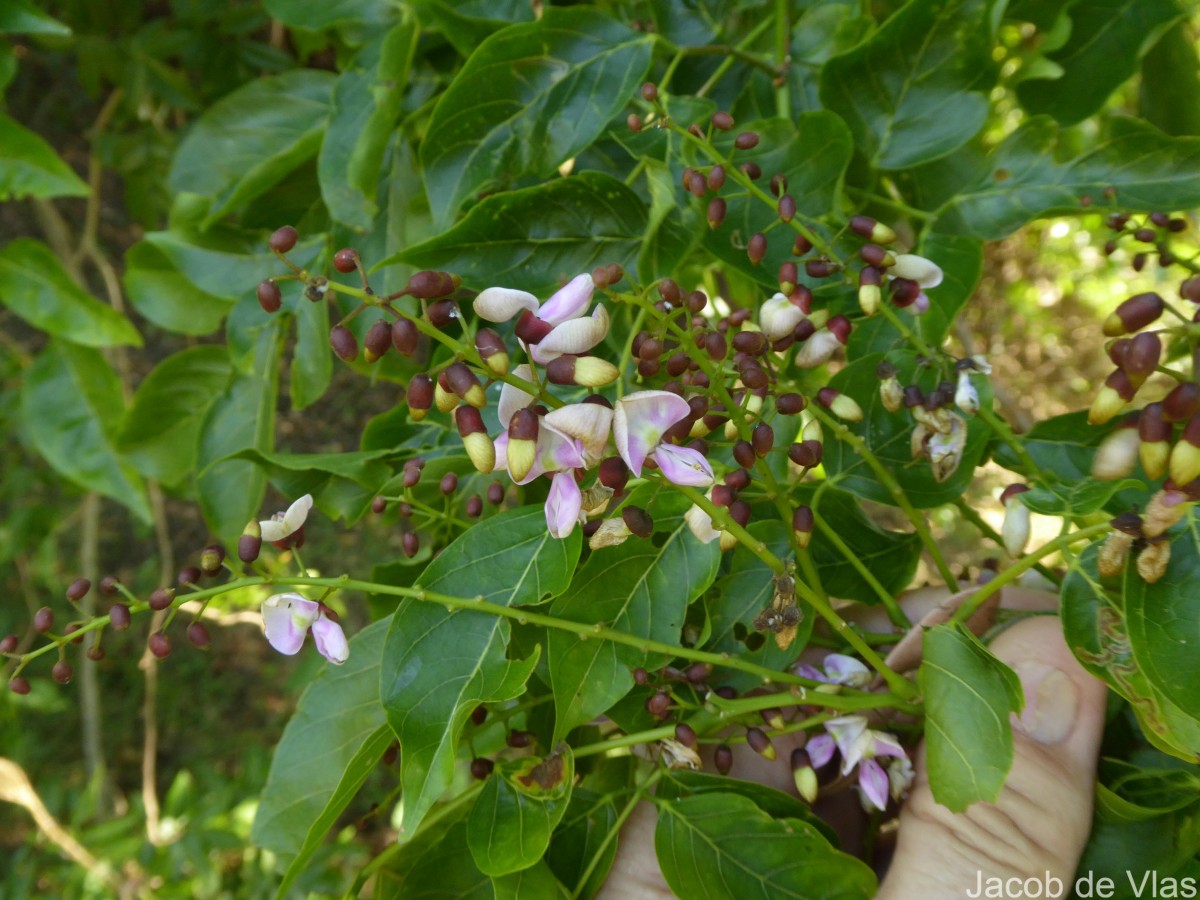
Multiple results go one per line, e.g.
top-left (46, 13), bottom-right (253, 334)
top-left (804, 715), bottom-right (908, 813)
top-left (613, 390), bottom-right (713, 486)
top-left (259, 494), bottom-right (312, 548)
top-left (473, 274), bottom-right (609, 364)
top-left (261, 592), bottom-right (348, 664)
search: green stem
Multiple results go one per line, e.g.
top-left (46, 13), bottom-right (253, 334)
top-left (696, 15), bottom-right (775, 97)
top-left (571, 767), bottom-right (663, 898)
top-left (774, 0), bottom-right (790, 117)
top-left (947, 522), bottom-right (1111, 626)
top-left (953, 499), bottom-right (1062, 586)
top-left (812, 513), bottom-right (910, 627)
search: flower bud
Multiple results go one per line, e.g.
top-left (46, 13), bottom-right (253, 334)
top-left (859, 243), bottom-right (895, 267)
top-left (1088, 369), bottom-right (1136, 425)
top-left (646, 690), bottom-right (671, 718)
top-left (407, 373), bottom-right (434, 421)
top-left (257, 280), bottom-right (282, 313)
top-left (52, 660), bottom-right (72, 685)
top-left (805, 259), bottom-right (836, 279)
top-left (1103, 292), bottom-right (1165, 336)
top-left (746, 727), bottom-right (775, 760)
top-left (109, 603), bottom-right (131, 630)
top-left (954, 370), bottom-right (980, 416)
top-left (1138, 403), bottom-right (1171, 479)
top-left (303, 276), bottom-right (329, 303)
top-left (66, 578), bottom-right (90, 603)
top-left (816, 388), bottom-right (863, 422)
top-left (269, 226), bottom-right (298, 253)
top-left (200, 545), bottom-right (225, 576)
top-left (364, 320), bottom-right (392, 363)
top-left (627, 113), bottom-right (642, 132)
top-left (1170, 413), bottom-right (1200, 486)
top-left (793, 505), bottom-right (814, 548)
top-left (392, 318), bottom-right (419, 355)
top-left (1137, 540), bottom-right (1171, 584)
top-left (788, 440), bottom-right (823, 468)
top-left (330, 326), bottom-right (358, 362)
top-left (1092, 416), bottom-right (1140, 479)
top-left (1123, 332), bottom-right (1161, 387)
top-left (148, 632), bottom-right (172, 659)
top-left (406, 270), bottom-right (459, 299)
top-left (445, 362), bottom-right (486, 408)
top-left (714, 744), bottom-right (733, 774)
top-left (149, 587), bottom-right (175, 611)
top-left (1164, 383), bottom-right (1200, 422)
top-left (858, 265), bottom-right (883, 316)
top-left (850, 215), bottom-right (896, 244)
top-left (33, 607), bottom-right (53, 632)
top-left (546, 355), bottom-right (619, 387)
top-left (507, 408), bottom-right (539, 483)
top-left (747, 232), bottom-right (767, 266)
top-left (333, 247), bottom-right (359, 274)
top-left (752, 423), bottom-right (774, 457)
top-left (178, 566), bottom-right (201, 586)
top-left (187, 621), bottom-right (212, 650)
top-left (456, 407), bottom-right (496, 473)
top-left (734, 131), bottom-right (759, 150)
top-left (622, 506), bottom-right (654, 538)
top-left (791, 748), bottom-right (819, 803)
top-left (403, 532), bottom-right (420, 558)
top-left (1000, 485), bottom-right (1031, 557)
top-left (778, 194), bottom-right (796, 223)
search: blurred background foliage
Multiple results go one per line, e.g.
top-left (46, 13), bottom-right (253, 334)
top-left (2, 0), bottom-right (1199, 896)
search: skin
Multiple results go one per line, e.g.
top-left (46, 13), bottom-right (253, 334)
top-left (598, 588), bottom-right (1108, 898)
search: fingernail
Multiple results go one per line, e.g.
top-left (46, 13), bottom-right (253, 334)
top-left (1012, 662), bottom-right (1078, 744)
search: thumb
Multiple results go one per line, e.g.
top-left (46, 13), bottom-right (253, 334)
top-left (878, 615), bottom-right (1107, 899)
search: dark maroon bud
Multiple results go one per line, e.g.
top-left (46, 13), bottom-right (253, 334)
top-left (382, 743), bottom-right (399, 766)
top-left (641, 82), bottom-right (658, 102)
top-left (466, 496), bottom-right (483, 518)
top-left (1104, 368), bottom-right (1137, 402)
top-left (711, 484), bottom-right (735, 507)
top-left (64, 623), bottom-right (83, 645)
top-left (269, 226), bottom-right (298, 253)
top-left (674, 722), bottom-right (698, 747)
top-left (622, 506), bottom-right (654, 538)
top-left (99, 575), bottom-right (120, 595)
top-left (398, 502), bottom-right (413, 518)
top-left (1158, 243), bottom-right (1176, 267)
top-left (33, 607), bottom-right (53, 633)
top-left (1107, 213), bottom-right (1129, 231)
top-left (891, 277), bottom-right (921, 307)
top-left (849, 215), bottom-right (883, 240)
top-left (700, 331), bottom-right (724, 362)
top-left (746, 727), bottom-right (775, 760)
top-left (687, 291), bottom-right (708, 314)
top-left (645, 690), bottom-right (672, 717)
top-left (901, 385), bottom-right (923, 409)
top-left (593, 262), bottom-right (624, 288)
top-left (728, 499), bottom-right (751, 527)
top-left (390, 318), bottom-right (419, 356)
top-left (1124, 332), bottom-right (1162, 385)
top-left (637, 357), bottom-right (660, 378)
top-left (1164, 383), bottom-right (1200, 421)
top-left (187, 621), bottom-right (212, 650)
top-left (705, 199), bottom-right (724, 230)
top-left (731, 309), bottom-right (750, 328)
top-left (1181, 276), bottom-right (1200, 303)
top-left (470, 757), bottom-right (494, 780)
top-left (507, 729), bottom-right (533, 749)
top-left (639, 337), bottom-right (663, 361)
top-left (707, 165), bottom-right (726, 192)
top-left (0, 635), bottom-right (17, 654)
top-left (257, 280), bottom-right (282, 313)
top-left (403, 465), bottom-right (421, 488)
top-left (470, 704), bottom-right (488, 726)
top-left (1104, 292), bottom-right (1165, 336)
top-left (330, 326), bottom-right (358, 362)
top-left (826, 315), bottom-right (852, 345)
top-left (675, 664), bottom-right (708, 687)
top-left (9, 677), bottom-right (30, 696)
top-left (109, 603), bottom-right (131, 631)
top-left (363, 320), bottom-right (392, 363)
top-left (406, 374), bottom-right (434, 419)
top-left (445, 362), bottom-right (484, 407)
top-left (793, 505), bottom-right (814, 535)
top-left (426, 299), bottom-right (456, 330)
top-left (690, 371), bottom-right (710, 389)
top-left (665, 352), bottom-right (690, 377)
top-left (515, 309), bottom-right (554, 347)
top-left (1133, 252), bottom-right (1147, 272)
top-left (791, 747), bottom-right (812, 771)
top-left (200, 545), bottom-right (225, 576)
top-left (712, 111), bottom-right (734, 131)
top-left (406, 270), bottom-right (459, 299)
top-left (1103, 239), bottom-right (1118, 256)
top-left (860, 244), bottom-right (890, 267)
top-left (687, 171), bottom-right (707, 197)
top-left (1107, 337), bottom-right (1132, 368)
top-left (739, 161), bottom-right (762, 180)
top-left (734, 131), bottom-right (759, 150)
top-left (760, 707), bottom-right (785, 730)
top-left (766, 174), bottom-right (786, 197)
top-left (1138, 403), bottom-right (1170, 443)
top-left (733, 440), bottom-right (756, 469)
top-left (633, 666), bottom-right (650, 686)
top-left (752, 423), bottom-right (774, 457)
top-left (657, 280), bottom-right (681, 307)
top-left (724, 468), bottom-right (751, 491)
top-left (580, 520), bottom-right (601, 539)
top-left (627, 113), bottom-right (642, 132)
top-left (1135, 227), bottom-right (1157, 243)
top-left (713, 744), bottom-right (733, 774)
top-left (65, 578), bottom-right (91, 603)
top-left (51, 660), bottom-right (72, 685)
top-left (792, 234), bottom-right (813, 257)
top-left (777, 393), bottom-right (806, 415)
top-left (148, 632), bottom-right (172, 660)
top-left (149, 587), bottom-right (175, 611)
top-left (689, 124), bottom-right (706, 139)
top-left (747, 232), bottom-right (767, 266)
top-left (402, 532), bottom-right (420, 558)
top-left (368, 497), bottom-right (387, 517)
top-left (456, 405), bottom-right (487, 438)
top-left (805, 258), bottom-right (836, 278)
top-left (740, 364), bottom-right (768, 390)
top-left (681, 167), bottom-right (698, 190)
top-left (487, 481), bottom-right (505, 505)
top-left (788, 440), bottom-right (823, 468)
top-left (1110, 512), bottom-right (1144, 536)
top-left (440, 472), bottom-right (458, 495)
top-left (730, 331), bottom-right (764, 357)
top-left (86, 647), bottom-right (105, 662)
top-left (777, 194), bottom-right (796, 223)
top-left (333, 248), bottom-right (359, 274)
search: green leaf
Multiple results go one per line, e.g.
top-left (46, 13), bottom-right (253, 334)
top-left (1140, 21), bottom-right (1200, 137)
top-left (700, 114), bottom-right (853, 288)
top-left (19, 341), bottom-right (150, 523)
top-left (318, 22), bottom-right (416, 230)
top-left (549, 524), bottom-right (721, 743)
top-left (704, 521), bottom-right (810, 691)
top-left (195, 323), bottom-right (281, 545)
top-left (380, 818), bottom-right (493, 898)
top-left (0, 0), bottom-right (71, 35)
top-left (822, 350), bottom-right (993, 508)
top-left (251, 619), bottom-right (391, 894)
top-left (169, 70), bottom-right (335, 225)
top-left (920, 624), bottom-right (1023, 812)
top-left (123, 240), bottom-right (234, 336)
top-left (264, 0), bottom-right (394, 31)
top-left (0, 115), bottom-right (87, 199)
top-left (1019, 478), bottom-right (1143, 517)
top-left (289, 280), bottom-right (332, 409)
top-left (933, 118), bottom-right (1200, 239)
top-left (544, 789), bottom-right (618, 899)
top-left (490, 861), bottom-right (570, 900)
top-left (467, 748), bottom-right (574, 876)
top-left (421, 7), bottom-right (653, 225)
top-left (117, 346), bottom-right (233, 486)
top-left (0, 240), bottom-right (141, 347)
top-left (1015, 0), bottom-right (1183, 126)
top-left (654, 793), bottom-right (876, 899)
top-left (393, 171), bottom-right (648, 296)
top-left (408, 0), bottom-right (536, 58)
top-left (637, 157), bottom-right (699, 285)
top-left (819, 0), bottom-right (998, 169)
top-left (381, 506), bottom-right (580, 838)
top-left (224, 448), bottom-right (392, 524)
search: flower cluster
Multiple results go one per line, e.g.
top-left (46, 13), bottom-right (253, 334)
top-left (806, 714), bottom-right (912, 813)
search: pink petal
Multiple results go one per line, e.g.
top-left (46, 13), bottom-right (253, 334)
top-left (261, 593), bottom-right (318, 656)
top-left (260, 494), bottom-right (313, 542)
top-left (545, 472), bottom-right (583, 539)
top-left (311, 614), bottom-right (349, 664)
top-left (473, 286), bottom-right (539, 322)
top-left (790, 662), bottom-right (826, 683)
top-left (891, 254), bottom-right (943, 289)
top-left (858, 758), bottom-right (890, 812)
top-left (825, 715), bottom-right (870, 774)
top-left (652, 444), bottom-right (714, 487)
top-left (760, 292), bottom-right (805, 341)
top-left (869, 730), bottom-right (907, 762)
top-left (529, 305), bottom-right (609, 364)
top-left (538, 273), bottom-right (594, 325)
top-left (823, 654), bottom-right (869, 687)
top-left (806, 734), bottom-right (836, 769)
top-left (614, 391), bottom-right (691, 476)
top-left (513, 421), bottom-right (585, 485)
top-left (544, 403), bottom-right (613, 467)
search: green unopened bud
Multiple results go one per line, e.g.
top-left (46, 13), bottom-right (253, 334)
top-left (816, 388), bottom-right (863, 422)
top-left (790, 748), bottom-right (818, 803)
